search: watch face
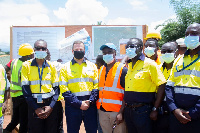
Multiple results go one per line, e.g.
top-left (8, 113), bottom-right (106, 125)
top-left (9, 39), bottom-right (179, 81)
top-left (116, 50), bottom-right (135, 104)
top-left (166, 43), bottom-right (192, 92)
top-left (152, 107), bottom-right (157, 111)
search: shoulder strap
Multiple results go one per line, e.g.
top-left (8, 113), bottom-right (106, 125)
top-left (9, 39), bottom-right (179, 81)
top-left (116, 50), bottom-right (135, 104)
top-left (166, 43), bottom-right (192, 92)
top-left (112, 63), bottom-right (124, 88)
top-left (10, 59), bottom-right (17, 74)
top-left (99, 65), bottom-right (104, 80)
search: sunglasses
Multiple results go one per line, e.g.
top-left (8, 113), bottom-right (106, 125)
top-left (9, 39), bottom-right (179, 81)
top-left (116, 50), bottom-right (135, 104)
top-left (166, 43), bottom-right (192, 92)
top-left (35, 47), bottom-right (47, 51)
top-left (126, 45), bottom-right (140, 49)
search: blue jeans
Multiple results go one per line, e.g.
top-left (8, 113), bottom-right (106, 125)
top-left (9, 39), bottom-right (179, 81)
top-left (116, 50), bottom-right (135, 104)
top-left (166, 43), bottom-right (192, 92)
top-left (124, 104), bottom-right (152, 133)
top-left (65, 103), bottom-right (97, 133)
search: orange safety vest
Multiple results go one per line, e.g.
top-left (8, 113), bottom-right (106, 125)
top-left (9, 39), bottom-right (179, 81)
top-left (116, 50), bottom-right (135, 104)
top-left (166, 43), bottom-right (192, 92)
top-left (97, 62), bottom-right (124, 112)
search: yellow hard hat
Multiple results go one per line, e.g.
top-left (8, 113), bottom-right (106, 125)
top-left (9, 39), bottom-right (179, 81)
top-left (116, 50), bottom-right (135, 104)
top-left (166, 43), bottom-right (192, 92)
top-left (18, 43), bottom-right (34, 56)
top-left (144, 32), bottom-right (162, 40)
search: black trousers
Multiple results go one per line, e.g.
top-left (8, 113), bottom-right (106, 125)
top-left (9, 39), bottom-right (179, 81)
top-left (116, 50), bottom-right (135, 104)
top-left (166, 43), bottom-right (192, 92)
top-left (169, 113), bottom-right (200, 133)
top-left (57, 101), bottom-right (64, 133)
top-left (28, 100), bottom-right (58, 133)
top-left (5, 96), bottom-right (28, 133)
top-left (153, 113), bottom-right (170, 133)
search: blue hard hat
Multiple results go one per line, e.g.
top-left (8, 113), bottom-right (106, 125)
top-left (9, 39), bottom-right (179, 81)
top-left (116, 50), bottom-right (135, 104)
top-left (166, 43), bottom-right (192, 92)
top-left (100, 43), bottom-right (117, 51)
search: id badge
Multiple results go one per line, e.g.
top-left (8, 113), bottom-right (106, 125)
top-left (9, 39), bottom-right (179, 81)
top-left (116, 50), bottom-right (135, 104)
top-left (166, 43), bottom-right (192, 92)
top-left (37, 95), bottom-right (43, 103)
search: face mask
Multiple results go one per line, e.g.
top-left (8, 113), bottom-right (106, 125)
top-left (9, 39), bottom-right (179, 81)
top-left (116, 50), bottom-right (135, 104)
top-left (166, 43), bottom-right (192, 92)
top-left (144, 47), bottom-right (155, 57)
top-left (103, 54), bottom-right (114, 64)
top-left (161, 53), bottom-right (175, 63)
top-left (74, 51), bottom-right (85, 59)
top-left (184, 36), bottom-right (200, 50)
top-left (126, 48), bottom-right (137, 59)
top-left (35, 51), bottom-right (47, 59)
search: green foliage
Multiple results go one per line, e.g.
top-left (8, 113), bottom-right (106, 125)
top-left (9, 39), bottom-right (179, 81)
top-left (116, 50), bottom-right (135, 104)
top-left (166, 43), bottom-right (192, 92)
top-left (156, 0), bottom-right (200, 46)
top-left (5, 51), bottom-right (10, 55)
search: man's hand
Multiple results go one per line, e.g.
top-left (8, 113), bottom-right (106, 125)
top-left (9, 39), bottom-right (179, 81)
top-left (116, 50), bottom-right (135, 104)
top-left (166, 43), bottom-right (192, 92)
top-left (116, 113), bottom-right (123, 125)
top-left (35, 108), bottom-right (45, 119)
top-left (173, 109), bottom-right (191, 124)
top-left (2, 102), bottom-right (7, 114)
top-left (43, 106), bottom-right (53, 119)
top-left (80, 101), bottom-right (89, 110)
top-left (150, 111), bottom-right (158, 121)
top-left (85, 100), bottom-right (90, 106)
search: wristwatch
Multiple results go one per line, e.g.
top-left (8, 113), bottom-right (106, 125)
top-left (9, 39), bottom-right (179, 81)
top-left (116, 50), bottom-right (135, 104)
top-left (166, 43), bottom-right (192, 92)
top-left (152, 107), bottom-right (158, 111)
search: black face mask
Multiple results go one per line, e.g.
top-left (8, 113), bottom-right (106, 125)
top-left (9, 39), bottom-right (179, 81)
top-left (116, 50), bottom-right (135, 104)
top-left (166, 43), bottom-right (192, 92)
top-left (74, 51), bottom-right (85, 59)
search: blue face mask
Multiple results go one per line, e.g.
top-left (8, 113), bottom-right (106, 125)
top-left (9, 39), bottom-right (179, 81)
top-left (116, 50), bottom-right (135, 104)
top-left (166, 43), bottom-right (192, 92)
top-left (103, 54), bottom-right (114, 64)
top-left (144, 47), bottom-right (155, 57)
top-left (126, 48), bottom-right (137, 59)
top-left (35, 51), bottom-right (47, 59)
top-left (184, 36), bottom-right (200, 50)
top-left (161, 53), bottom-right (175, 63)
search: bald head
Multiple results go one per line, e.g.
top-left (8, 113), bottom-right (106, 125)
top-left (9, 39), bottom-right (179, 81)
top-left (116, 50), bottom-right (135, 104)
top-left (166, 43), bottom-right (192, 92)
top-left (161, 42), bottom-right (178, 54)
top-left (185, 23), bottom-right (200, 37)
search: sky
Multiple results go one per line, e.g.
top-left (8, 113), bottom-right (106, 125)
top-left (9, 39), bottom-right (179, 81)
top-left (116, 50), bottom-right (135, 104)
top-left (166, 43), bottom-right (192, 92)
top-left (0, 0), bottom-right (176, 51)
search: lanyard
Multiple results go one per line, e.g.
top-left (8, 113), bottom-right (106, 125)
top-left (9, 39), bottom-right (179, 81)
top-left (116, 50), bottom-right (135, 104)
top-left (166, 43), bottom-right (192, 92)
top-left (38, 62), bottom-right (45, 92)
top-left (176, 56), bottom-right (200, 72)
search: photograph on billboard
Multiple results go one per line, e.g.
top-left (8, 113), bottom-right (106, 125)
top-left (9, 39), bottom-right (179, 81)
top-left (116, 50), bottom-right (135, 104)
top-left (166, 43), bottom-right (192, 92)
top-left (92, 26), bottom-right (143, 59)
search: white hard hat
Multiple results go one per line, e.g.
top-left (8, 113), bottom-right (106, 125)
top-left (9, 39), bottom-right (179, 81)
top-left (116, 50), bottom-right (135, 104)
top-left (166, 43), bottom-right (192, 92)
top-left (176, 38), bottom-right (186, 47)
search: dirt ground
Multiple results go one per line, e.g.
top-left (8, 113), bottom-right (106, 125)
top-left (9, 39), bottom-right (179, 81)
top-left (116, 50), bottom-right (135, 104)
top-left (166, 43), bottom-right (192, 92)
top-left (3, 99), bottom-right (86, 133)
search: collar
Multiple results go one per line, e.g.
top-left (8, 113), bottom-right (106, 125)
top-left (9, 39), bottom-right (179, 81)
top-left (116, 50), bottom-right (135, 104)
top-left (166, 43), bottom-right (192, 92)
top-left (127, 53), bottom-right (145, 63)
top-left (184, 49), bottom-right (200, 57)
top-left (103, 59), bottom-right (117, 67)
top-left (31, 58), bottom-right (50, 67)
top-left (71, 57), bottom-right (86, 65)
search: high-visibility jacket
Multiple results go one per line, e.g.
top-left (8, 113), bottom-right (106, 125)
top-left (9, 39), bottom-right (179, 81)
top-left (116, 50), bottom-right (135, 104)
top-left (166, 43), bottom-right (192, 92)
top-left (10, 59), bottom-right (23, 97)
top-left (59, 60), bottom-right (98, 98)
top-left (21, 59), bottom-right (59, 99)
top-left (0, 64), bottom-right (6, 117)
top-left (97, 62), bottom-right (125, 112)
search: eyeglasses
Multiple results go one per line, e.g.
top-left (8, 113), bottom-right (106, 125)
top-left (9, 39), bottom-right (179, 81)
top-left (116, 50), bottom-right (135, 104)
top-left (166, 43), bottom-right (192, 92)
top-left (126, 45), bottom-right (140, 49)
top-left (35, 47), bottom-right (47, 51)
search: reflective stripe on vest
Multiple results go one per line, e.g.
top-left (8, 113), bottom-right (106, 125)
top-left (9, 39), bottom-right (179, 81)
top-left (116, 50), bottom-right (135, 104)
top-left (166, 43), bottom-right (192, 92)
top-left (166, 81), bottom-right (175, 87)
top-left (73, 91), bottom-right (91, 96)
top-left (174, 86), bottom-right (200, 96)
top-left (21, 80), bottom-right (58, 87)
top-left (68, 78), bottom-right (93, 84)
top-left (21, 81), bottom-right (29, 86)
top-left (32, 89), bottom-right (55, 99)
top-left (59, 81), bottom-right (68, 86)
top-left (30, 80), bottom-right (51, 85)
top-left (99, 98), bottom-right (122, 105)
top-left (174, 70), bottom-right (200, 77)
top-left (99, 86), bottom-right (124, 94)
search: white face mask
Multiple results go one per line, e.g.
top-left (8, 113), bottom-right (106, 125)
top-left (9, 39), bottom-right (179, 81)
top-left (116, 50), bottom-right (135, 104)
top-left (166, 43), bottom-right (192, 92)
top-left (103, 54), bottom-right (114, 64)
top-left (35, 51), bottom-right (47, 59)
top-left (144, 47), bottom-right (155, 57)
top-left (184, 36), bottom-right (200, 50)
top-left (126, 48), bottom-right (137, 59)
top-left (161, 53), bottom-right (175, 63)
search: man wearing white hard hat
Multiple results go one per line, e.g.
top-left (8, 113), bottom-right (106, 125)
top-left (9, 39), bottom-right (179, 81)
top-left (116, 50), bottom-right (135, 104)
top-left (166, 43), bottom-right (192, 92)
top-left (176, 38), bottom-right (187, 55)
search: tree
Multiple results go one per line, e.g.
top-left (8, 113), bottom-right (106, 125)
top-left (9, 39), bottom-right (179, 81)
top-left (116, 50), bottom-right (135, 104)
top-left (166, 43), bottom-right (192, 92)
top-left (156, 0), bottom-right (200, 46)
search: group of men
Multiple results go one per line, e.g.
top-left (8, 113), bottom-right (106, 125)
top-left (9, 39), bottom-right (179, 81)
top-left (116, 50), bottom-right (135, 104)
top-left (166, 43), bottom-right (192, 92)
top-left (0, 23), bottom-right (199, 133)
